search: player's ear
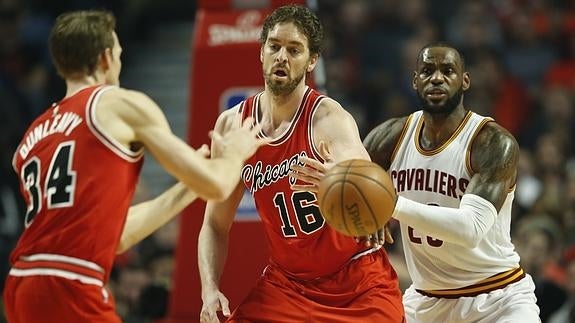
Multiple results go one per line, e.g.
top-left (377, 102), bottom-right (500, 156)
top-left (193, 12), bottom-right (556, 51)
top-left (412, 71), bottom-right (418, 90)
top-left (260, 46), bottom-right (264, 63)
top-left (462, 71), bottom-right (470, 91)
top-left (306, 53), bottom-right (319, 73)
top-left (100, 48), bottom-right (112, 71)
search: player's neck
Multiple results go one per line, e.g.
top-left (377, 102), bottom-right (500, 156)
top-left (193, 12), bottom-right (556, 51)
top-left (421, 107), bottom-right (467, 147)
top-left (64, 73), bottom-right (106, 98)
top-left (258, 84), bottom-right (307, 137)
top-left (261, 84), bottom-right (307, 122)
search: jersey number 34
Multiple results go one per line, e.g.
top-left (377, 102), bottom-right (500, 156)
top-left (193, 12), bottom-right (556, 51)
top-left (20, 141), bottom-right (76, 227)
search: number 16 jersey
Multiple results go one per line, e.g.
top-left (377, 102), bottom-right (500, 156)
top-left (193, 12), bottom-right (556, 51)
top-left (240, 87), bottom-right (366, 281)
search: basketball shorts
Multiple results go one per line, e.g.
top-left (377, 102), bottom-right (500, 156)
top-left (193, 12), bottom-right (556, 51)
top-left (403, 274), bottom-right (540, 323)
top-left (228, 248), bottom-right (405, 323)
top-left (3, 274), bottom-right (121, 323)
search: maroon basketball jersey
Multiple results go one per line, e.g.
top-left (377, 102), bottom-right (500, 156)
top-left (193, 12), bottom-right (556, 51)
top-left (240, 87), bottom-right (366, 280)
top-left (10, 85), bottom-right (143, 281)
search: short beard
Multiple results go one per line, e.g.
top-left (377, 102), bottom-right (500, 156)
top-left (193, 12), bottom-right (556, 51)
top-left (264, 70), bottom-right (305, 96)
top-left (419, 87), bottom-right (464, 116)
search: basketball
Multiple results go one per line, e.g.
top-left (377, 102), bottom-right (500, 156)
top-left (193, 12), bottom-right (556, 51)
top-left (317, 159), bottom-right (397, 237)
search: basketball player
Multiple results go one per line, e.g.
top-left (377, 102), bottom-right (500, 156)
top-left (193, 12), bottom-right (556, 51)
top-left (292, 43), bottom-right (541, 322)
top-left (3, 10), bottom-right (267, 323)
top-left (198, 5), bottom-right (404, 323)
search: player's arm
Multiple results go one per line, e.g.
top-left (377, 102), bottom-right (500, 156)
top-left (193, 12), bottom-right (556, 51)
top-left (103, 88), bottom-right (264, 201)
top-left (363, 117), bottom-right (409, 171)
top-left (288, 100), bottom-right (396, 246)
top-left (465, 123), bottom-right (519, 210)
top-left (289, 98), bottom-right (370, 192)
top-left (313, 98), bottom-right (371, 162)
top-left (359, 117), bottom-right (408, 246)
top-left (198, 184), bottom-right (244, 322)
top-left (116, 145), bottom-right (212, 253)
top-left (391, 122), bottom-right (519, 248)
top-left (117, 182), bottom-right (197, 254)
top-left (198, 108), bottom-right (246, 323)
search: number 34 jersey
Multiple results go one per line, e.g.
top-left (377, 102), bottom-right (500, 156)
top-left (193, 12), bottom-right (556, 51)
top-left (239, 87), bottom-right (366, 281)
top-left (10, 85), bottom-right (143, 280)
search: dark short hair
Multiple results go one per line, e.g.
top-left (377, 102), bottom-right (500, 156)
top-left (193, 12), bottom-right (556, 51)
top-left (260, 5), bottom-right (324, 56)
top-left (49, 10), bottom-right (116, 78)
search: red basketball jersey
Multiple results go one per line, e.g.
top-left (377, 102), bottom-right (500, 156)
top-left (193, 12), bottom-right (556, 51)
top-left (10, 85), bottom-right (143, 281)
top-left (240, 87), bottom-right (366, 280)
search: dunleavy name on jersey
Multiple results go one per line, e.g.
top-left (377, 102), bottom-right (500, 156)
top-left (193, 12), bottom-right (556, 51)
top-left (242, 151), bottom-right (307, 193)
top-left (19, 108), bottom-right (83, 160)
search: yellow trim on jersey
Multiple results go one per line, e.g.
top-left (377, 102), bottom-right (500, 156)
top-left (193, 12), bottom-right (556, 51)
top-left (415, 111), bottom-right (473, 156)
top-left (465, 117), bottom-right (494, 176)
top-left (416, 267), bottom-right (525, 299)
top-left (390, 114), bottom-right (414, 164)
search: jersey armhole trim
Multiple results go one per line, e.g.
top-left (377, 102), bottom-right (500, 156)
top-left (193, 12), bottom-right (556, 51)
top-left (11, 149), bottom-right (18, 173)
top-left (308, 95), bottom-right (326, 163)
top-left (465, 117), bottom-right (494, 176)
top-left (390, 114), bottom-right (414, 164)
top-left (86, 86), bottom-right (144, 163)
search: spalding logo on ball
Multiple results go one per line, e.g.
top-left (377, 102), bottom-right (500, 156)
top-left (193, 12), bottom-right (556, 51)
top-left (317, 159), bottom-right (397, 237)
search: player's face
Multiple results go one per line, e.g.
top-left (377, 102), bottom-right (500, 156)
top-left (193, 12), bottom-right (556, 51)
top-left (105, 32), bottom-right (122, 86)
top-left (261, 22), bottom-right (317, 96)
top-left (412, 47), bottom-right (470, 115)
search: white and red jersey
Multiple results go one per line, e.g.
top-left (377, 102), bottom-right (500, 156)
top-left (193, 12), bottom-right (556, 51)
top-left (389, 110), bottom-right (520, 291)
top-left (10, 85), bottom-right (143, 283)
top-left (240, 87), bottom-right (368, 280)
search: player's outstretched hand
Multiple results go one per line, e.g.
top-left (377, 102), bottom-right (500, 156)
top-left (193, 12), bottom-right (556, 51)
top-left (210, 116), bottom-right (270, 163)
top-left (196, 144), bottom-right (211, 158)
top-left (200, 289), bottom-right (230, 323)
top-left (356, 225), bottom-right (394, 248)
top-left (289, 141), bottom-right (334, 192)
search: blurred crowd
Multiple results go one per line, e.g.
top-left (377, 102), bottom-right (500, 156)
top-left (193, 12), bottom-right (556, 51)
top-left (1, 0), bottom-right (574, 322)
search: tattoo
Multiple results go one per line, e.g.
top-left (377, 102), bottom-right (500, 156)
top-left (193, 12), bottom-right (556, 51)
top-left (363, 117), bottom-right (407, 170)
top-left (468, 122), bottom-right (519, 209)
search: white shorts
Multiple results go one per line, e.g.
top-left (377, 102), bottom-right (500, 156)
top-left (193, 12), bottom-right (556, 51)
top-left (404, 274), bottom-right (540, 323)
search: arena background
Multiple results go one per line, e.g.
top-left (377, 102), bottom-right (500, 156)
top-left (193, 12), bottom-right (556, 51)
top-left (1, 0), bottom-right (574, 322)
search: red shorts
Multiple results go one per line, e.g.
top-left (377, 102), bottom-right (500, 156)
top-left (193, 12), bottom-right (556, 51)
top-left (228, 248), bottom-right (405, 322)
top-left (3, 274), bottom-right (121, 323)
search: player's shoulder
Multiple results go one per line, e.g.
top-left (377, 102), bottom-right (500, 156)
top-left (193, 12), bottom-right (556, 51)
top-left (363, 116), bottom-right (410, 169)
top-left (314, 96), bottom-right (355, 123)
top-left (364, 116), bottom-right (410, 147)
top-left (91, 86), bottom-right (168, 130)
top-left (316, 96), bottom-right (343, 112)
top-left (215, 104), bottom-right (242, 133)
top-left (474, 120), bottom-right (519, 154)
top-left (99, 86), bottom-right (155, 107)
top-left (471, 120), bottom-right (520, 173)
top-left (96, 86), bottom-right (164, 120)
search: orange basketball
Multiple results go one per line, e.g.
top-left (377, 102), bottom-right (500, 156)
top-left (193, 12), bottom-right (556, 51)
top-left (317, 159), bottom-right (397, 237)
